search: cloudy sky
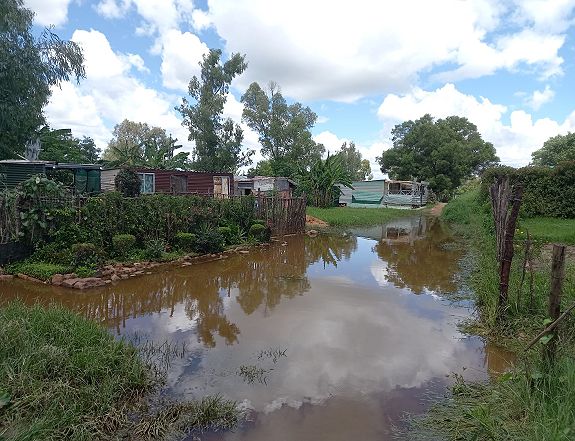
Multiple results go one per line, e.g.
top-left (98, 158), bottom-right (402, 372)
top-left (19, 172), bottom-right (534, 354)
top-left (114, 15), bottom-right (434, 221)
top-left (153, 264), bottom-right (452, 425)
top-left (26, 0), bottom-right (575, 177)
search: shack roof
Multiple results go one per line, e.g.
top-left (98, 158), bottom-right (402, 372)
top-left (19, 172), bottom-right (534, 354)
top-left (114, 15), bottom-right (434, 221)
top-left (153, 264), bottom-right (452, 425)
top-left (0, 160), bottom-right (101, 170)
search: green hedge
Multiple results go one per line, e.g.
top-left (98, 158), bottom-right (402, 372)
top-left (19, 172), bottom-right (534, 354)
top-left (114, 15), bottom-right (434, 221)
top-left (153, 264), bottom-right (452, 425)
top-left (481, 161), bottom-right (575, 218)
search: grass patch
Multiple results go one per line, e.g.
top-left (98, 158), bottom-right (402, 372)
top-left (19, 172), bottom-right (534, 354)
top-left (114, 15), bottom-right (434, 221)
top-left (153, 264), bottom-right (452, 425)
top-left (0, 301), bottom-right (152, 441)
top-left (519, 217), bottom-right (575, 245)
top-left (307, 206), bottom-right (413, 226)
top-left (416, 185), bottom-right (575, 440)
top-left (5, 261), bottom-right (69, 281)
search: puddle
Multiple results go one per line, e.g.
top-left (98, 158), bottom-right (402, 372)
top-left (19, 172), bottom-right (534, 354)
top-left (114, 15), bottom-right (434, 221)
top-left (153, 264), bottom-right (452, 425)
top-left (1, 215), bottom-right (511, 440)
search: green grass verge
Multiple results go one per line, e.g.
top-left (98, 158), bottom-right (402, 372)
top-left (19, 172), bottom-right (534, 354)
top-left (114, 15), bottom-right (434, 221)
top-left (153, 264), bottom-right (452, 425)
top-left (413, 186), bottom-right (575, 440)
top-left (520, 217), bottom-right (575, 245)
top-left (5, 261), bottom-right (70, 281)
top-left (0, 301), bottom-right (152, 441)
top-left (307, 206), bottom-right (414, 226)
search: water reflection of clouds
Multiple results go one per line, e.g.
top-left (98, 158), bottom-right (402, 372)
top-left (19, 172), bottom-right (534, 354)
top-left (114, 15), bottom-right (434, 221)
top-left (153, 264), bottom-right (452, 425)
top-left (172, 279), bottom-right (485, 413)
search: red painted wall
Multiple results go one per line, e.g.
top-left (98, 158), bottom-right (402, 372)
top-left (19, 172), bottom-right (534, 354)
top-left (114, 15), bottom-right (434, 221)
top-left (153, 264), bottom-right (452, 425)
top-left (135, 169), bottom-right (233, 194)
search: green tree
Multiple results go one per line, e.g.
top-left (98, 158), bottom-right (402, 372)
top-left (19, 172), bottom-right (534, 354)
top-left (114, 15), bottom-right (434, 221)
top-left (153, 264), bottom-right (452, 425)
top-left (102, 119), bottom-right (190, 169)
top-left (531, 133), bottom-right (575, 166)
top-left (297, 154), bottom-right (353, 207)
top-left (241, 81), bottom-right (325, 177)
top-left (0, 0), bottom-right (85, 159)
top-left (37, 127), bottom-right (100, 163)
top-left (377, 114), bottom-right (498, 199)
top-left (177, 49), bottom-right (253, 173)
top-left (247, 159), bottom-right (274, 177)
top-left (337, 141), bottom-right (372, 180)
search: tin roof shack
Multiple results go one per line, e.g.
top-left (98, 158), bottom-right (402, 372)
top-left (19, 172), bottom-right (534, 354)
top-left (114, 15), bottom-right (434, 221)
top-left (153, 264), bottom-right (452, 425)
top-left (0, 160), bottom-right (101, 193)
top-left (101, 168), bottom-right (234, 196)
top-left (235, 176), bottom-right (297, 197)
top-left (339, 179), bottom-right (428, 208)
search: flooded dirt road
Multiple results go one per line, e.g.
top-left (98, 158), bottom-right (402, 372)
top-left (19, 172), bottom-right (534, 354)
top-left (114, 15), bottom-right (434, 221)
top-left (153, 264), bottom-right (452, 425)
top-left (0, 215), bottom-right (512, 440)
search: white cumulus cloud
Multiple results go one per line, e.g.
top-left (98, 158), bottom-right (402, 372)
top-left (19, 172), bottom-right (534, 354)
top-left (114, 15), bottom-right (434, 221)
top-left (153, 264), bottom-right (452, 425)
top-left (24, 0), bottom-right (73, 26)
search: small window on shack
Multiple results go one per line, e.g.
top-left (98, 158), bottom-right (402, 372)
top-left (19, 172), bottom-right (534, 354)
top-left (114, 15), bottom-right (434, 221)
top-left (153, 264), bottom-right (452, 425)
top-left (138, 173), bottom-right (155, 194)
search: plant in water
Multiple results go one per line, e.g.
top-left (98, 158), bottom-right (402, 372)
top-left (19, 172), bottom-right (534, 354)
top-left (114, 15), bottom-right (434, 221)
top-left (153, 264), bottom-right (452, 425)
top-left (237, 364), bottom-right (270, 385)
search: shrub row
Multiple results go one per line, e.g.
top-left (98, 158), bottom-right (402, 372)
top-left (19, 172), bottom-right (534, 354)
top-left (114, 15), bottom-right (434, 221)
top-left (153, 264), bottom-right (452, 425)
top-left (480, 161), bottom-right (575, 218)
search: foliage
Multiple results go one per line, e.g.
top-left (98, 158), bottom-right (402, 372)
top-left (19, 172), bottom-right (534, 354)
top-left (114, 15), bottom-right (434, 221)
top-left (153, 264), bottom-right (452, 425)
top-left (0, 301), bottom-right (152, 440)
top-left (102, 119), bottom-right (190, 169)
top-left (193, 227), bottom-right (225, 254)
top-left (297, 153), bottom-right (353, 207)
top-left (246, 159), bottom-right (274, 177)
top-left (337, 141), bottom-right (372, 180)
top-left (75, 265), bottom-right (96, 278)
top-left (6, 261), bottom-right (69, 280)
top-left (29, 242), bottom-right (73, 265)
top-left (306, 206), bottom-right (411, 226)
top-left (481, 162), bottom-right (575, 218)
top-left (0, 0), bottom-right (85, 159)
top-left (531, 132), bottom-right (575, 166)
top-left (177, 49), bottom-right (253, 173)
top-left (173, 232), bottom-right (196, 251)
top-left (71, 242), bottom-right (105, 267)
top-left (248, 223), bottom-right (271, 242)
top-left (114, 168), bottom-right (141, 197)
top-left (217, 226), bottom-right (233, 245)
top-left (37, 126), bottom-right (100, 163)
top-left (241, 81), bottom-right (324, 177)
top-left (377, 114), bottom-right (499, 199)
top-left (112, 233), bottom-right (136, 257)
top-left (142, 239), bottom-right (166, 260)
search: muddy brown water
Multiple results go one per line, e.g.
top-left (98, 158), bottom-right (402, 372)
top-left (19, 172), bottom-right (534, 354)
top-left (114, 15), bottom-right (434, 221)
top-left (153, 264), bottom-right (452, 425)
top-left (0, 215), bottom-right (514, 440)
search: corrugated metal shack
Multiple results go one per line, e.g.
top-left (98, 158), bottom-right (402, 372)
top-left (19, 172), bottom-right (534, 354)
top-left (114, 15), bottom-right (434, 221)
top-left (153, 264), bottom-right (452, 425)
top-left (0, 160), bottom-right (101, 193)
top-left (339, 179), bottom-right (428, 208)
top-left (101, 168), bottom-right (234, 196)
top-left (235, 176), bottom-right (297, 197)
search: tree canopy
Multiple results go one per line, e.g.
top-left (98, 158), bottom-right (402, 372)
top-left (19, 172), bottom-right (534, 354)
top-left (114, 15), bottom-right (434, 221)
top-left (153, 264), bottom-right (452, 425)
top-left (337, 141), bottom-right (372, 181)
top-left (241, 81), bottom-right (324, 177)
top-left (177, 49), bottom-right (253, 173)
top-left (37, 127), bottom-right (100, 163)
top-left (531, 132), bottom-right (575, 166)
top-left (102, 119), bottom-right (190, 169)
top-left (0, 0), bottom-right (85, 160)
top-left (377, 114), bottom-right (498, 198)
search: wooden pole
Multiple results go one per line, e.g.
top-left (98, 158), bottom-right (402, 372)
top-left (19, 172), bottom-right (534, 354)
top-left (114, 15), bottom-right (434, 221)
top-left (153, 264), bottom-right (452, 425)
top-left (544, 244), bottom-right (566, 362)
top-left (524, 301), bottom-right (575, 352)
top-left (517, 230), bottom-right (532, 312)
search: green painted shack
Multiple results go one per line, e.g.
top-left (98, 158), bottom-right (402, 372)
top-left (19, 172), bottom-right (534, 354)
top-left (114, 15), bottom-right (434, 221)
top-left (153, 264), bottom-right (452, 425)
top-left (339, 179), bottom-right (428, 208)
top-left (0, 160), bottom-right (101, 193)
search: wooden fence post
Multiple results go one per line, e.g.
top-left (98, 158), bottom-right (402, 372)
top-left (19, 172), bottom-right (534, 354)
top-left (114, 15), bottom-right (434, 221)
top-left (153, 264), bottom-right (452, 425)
top-left (544, 244), bottom-right (566, 362)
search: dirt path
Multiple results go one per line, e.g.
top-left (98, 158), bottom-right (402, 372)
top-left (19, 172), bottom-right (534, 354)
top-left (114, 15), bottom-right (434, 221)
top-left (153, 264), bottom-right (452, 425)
top-left (306, 215), bottom-right (329, 227)
top-left (428, 202), bottom-right (447, 217)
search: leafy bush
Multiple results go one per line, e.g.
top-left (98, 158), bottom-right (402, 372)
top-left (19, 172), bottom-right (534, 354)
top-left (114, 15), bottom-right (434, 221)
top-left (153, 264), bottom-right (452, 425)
top-left (174, 232), bottom-right (195, 251)
top-left (71, 242), bottom-right (105, 267)
top-left (114, 169), bottom-right (141, 197)
top-left (112, 234), bottom-right (136, 257)
top-left (75, 266), bottom-right (96, 278)
top-left (30, 242), bottom-right (73, 265)
top-left (217, 226), bottom-right (233, 245)
top-left (6, 261), bottom-right (69, 281)
top-left (193, 228), bottom-right (224, 254)
top-left (249, 223), bottom-right (271, 242)
top-left (252, 219), bottom-right (265, 226)
top-left (142, 239), bottom-right (166, 260)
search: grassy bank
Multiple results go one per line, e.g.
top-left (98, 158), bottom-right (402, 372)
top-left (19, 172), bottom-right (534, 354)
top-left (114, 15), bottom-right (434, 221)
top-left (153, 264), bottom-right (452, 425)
top-left (306, 206), bottom-right (413, 226)
top-left (0, 302), bottom-right (244, 440)
top-left (413, 186), bottom-right (575, 440)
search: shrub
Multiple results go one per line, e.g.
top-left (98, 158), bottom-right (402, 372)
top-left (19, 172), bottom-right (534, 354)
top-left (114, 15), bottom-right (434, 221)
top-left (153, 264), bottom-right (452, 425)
top-left (249, 223), bottom-right (271, 242)
top-left (142, 239), bottom-right (166, 260)
top-left (112, 234), bottom-right (136, 257)
top-left (217, 226), bottom-right (233, 245)
top-left (75, 266), bottom-right (96, 278)
top-left (174, 232), bottom-right (195, 252)
top-left (6, 261), bottom-right (69, 281)
top-left (71, 242), bottom-right (105, 267)
top-left (193, 229), bottom-right (224, 254)
top-left (30, 242), bottom-right (73, 265)
top-left (115, 169), bottom-right (141, 197)
top-left (252, 219), bottom-right (265, 226)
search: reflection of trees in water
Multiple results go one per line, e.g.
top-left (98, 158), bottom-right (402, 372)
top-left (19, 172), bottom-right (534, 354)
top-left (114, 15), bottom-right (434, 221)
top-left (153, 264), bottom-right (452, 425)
top-left (374, 217), bottom-right (462, 294)
top-left (304, 233), bottom-right (358, 268)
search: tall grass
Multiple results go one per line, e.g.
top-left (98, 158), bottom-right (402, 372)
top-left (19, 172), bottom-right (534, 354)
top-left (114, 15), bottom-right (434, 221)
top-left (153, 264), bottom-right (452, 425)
top-left (306, 206), bottom-right (413, 226)
top-left (414, 185), bottom-right (575, 440)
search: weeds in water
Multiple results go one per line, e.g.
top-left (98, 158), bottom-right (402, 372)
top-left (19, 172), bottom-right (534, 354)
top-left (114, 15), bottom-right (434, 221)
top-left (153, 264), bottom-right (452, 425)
top-left (257, 347), bottom-right (287, 363)
top-left (237, 365), bottom-right (271, 385)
